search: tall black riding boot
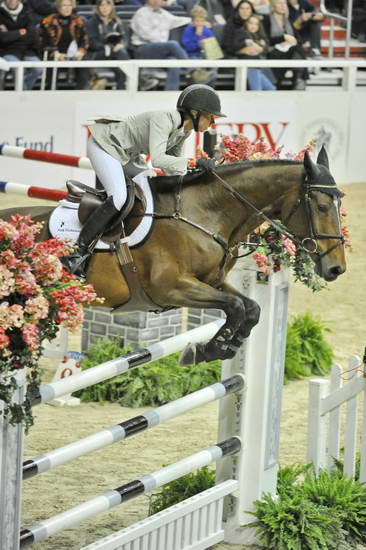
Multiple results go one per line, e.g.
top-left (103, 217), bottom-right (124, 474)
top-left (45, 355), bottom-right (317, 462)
top-left (61, 196), bottom-right (119, 278)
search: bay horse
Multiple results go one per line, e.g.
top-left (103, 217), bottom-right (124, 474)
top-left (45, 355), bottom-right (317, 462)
top-left (0, 147), bottom-right (346, 365)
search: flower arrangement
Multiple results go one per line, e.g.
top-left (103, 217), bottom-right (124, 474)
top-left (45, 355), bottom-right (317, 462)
top-left (197, 135), bottom-right (351, 290)
top-left (0, 215), bottom-right (100, 431)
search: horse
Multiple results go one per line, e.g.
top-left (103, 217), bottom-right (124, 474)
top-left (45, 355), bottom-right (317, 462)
top-left (0, 146), bottom-right (346, 365)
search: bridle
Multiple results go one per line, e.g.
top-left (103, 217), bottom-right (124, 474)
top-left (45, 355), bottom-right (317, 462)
top-left (211, 170), bottom-right (345, 261)
top-left (280, 176), bottom-right (345, 259)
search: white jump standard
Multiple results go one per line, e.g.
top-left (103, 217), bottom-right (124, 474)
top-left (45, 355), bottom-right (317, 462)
top-left (19, 437), bottom-right (241, 547)
top-left (23, 374), bottom-right (245, 479)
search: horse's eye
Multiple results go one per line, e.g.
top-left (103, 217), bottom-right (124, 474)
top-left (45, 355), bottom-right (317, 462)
top-left (318, 204), bottom-right (328, 213)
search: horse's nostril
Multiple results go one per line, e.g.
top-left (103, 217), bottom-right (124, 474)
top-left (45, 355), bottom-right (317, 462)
top-left (330, 265), bottom-right (344, 276)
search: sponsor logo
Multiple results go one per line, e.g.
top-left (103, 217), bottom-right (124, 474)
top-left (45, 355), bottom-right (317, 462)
top-left (1, 135), bottom-right (55, 151)
top-left (195, 121), bottom-right (291, 151)
top-left (301, 119), bottom-right (344, 159)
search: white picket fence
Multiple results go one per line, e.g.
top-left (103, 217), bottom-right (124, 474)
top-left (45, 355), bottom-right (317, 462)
top-left (308, 354), bottom-right (366, 481)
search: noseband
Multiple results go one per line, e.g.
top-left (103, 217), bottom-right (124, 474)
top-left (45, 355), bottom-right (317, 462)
top-left (212, 171), bottom-right (345, 260)
top-left (283, 178), bottom-right (345, 259)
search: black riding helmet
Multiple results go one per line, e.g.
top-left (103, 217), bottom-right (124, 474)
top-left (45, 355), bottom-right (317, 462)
top-left (177, 84), bottom-right (226, 131)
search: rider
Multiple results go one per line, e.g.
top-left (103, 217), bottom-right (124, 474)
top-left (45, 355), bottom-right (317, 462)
top-left (61, 84), bottom-right (226, 277)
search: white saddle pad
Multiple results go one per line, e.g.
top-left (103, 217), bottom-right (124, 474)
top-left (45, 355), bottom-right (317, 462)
top-left (49, 173), bottom-right (154, 250)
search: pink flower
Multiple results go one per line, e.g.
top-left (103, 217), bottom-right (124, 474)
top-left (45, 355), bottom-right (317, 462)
top-left (252, 252), bottom-right (270, 274)
top-left (0, 302), bottom-right (25, 330)
top-left (0, 249), bottom-right (21, 270)
top-left (21, 324), bottom-right (39, 351)
top-left (0, 220), bottom-right (18, 241)
top-left (0, 265), bottom-right (15, 298)
top-left (15, 270), bottom-right (40, 296)
top-left (281, 236), bottom-right (297, 256)
top-left (25, 296), bottom-right (49, 321)
top-left (31, 254), bottom-right (63, 284)
top-left (0, 327), bottom-right (10, 351)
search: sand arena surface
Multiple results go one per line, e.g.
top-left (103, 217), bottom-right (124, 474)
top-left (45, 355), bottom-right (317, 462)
top-left (2, 183), bottom-right (365, 549)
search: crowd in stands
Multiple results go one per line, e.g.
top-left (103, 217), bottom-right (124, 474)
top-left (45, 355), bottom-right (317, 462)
top-left (0, 0), bottom-right (355, 92)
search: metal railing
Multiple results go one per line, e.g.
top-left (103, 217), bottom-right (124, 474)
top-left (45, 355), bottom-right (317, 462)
top-left (0, 58), bottom-right (365, 93)
top-left (319, 0), bottom-right (353, 58)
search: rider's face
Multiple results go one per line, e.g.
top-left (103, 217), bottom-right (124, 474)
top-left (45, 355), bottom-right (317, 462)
top-left (198, 112), bottom-right (215, 132)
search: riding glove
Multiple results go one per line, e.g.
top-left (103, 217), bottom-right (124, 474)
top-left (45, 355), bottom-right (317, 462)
top-left (196, 158), bottom-right (216, 172)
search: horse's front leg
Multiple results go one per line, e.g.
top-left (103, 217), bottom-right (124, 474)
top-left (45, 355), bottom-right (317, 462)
top-left (218, 282), bottom-right (261, 353)
top-left (160, 277), bottom-right (246, 365)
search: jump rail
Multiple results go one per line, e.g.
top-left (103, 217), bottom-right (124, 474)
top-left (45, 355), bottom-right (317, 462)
top-left (31, 319), bottom-right (224, 406)
top-left (0, 144), bottom-right (92, 170)
top-left (20, 437), bottom-right (241, 547)
top-left (0, 180), bottom-right (67, 201)
top-left (23, 374), bottom-right (245, 479)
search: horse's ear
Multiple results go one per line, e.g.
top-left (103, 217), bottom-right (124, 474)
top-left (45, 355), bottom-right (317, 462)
top-left (303, 151), bottom-right (319, 179)
top-left (316, 146), bottom-right (329, 169)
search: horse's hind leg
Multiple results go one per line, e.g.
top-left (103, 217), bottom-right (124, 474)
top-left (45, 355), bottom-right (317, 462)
top-left (161, 277), bottom-right (247, 365)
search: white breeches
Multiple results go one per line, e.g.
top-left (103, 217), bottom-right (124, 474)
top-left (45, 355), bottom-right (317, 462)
top-left (87, 135), bottom-right (127, 210)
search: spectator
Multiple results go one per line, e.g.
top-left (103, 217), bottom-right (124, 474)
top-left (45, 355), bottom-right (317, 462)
top-left (223, 0), bottom-right (255, 54)
top-left (26, 0), bottom-right (54, 24)
top-left (130, 0), bottom-right (190, 90)
top-left (181, 5), bottom-right (216, 85)
top-left (39, 0), bottom-right (90, 89)
top-left (241, 14), bottom-right (275, 89)
top-left (223, 0), bottom-right (275, 89)
top-left (0, 0), bottom-right (42, 90)
top-left (182, 5), bottom-right (214, 56)
top-left (114, 0), bottom-right (142, 5)
top-left (263, 0), bottom-right (309, 89)
top-left (87, 0), bottom-right (129, 90)
top-left (287, 0), bottom-right (324, 57)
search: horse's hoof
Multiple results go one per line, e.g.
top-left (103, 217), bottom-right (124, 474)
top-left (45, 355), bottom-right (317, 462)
top-left (179, 343), bottom-right (197, 366)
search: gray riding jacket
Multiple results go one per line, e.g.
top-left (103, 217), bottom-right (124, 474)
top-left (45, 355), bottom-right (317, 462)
top-left (88, 109), bottom-right (191, 175)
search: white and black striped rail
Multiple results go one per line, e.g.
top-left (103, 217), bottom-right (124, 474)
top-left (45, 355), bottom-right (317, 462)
top-left (23, 374), bottom-right (244, 480)
top-left (31, 320), bottom-right (224, 406)
top-left (19, 437), bottom-right (241, 547)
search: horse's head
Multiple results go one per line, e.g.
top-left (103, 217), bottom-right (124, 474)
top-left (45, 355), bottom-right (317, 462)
top-left (283, 146), bottom-right (346, 282)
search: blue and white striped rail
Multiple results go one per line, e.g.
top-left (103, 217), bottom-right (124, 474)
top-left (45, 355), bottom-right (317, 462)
top-left (19, 437), bottom-right (241, 548)
top-left (31, 319), bottom-right (225, 406)
top-left (23, 374), bottom-right (244, 480)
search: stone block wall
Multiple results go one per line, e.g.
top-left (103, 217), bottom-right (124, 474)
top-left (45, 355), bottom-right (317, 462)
top-left (82, 307), bottom-right (185, 351)
top-left (82, 307), bottom-right (224, 351)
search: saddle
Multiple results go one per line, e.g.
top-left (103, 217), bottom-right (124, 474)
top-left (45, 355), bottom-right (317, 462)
top-left (64, 179), bottom-right (163, 313)
top-left (65, 178), bottom-right (146, 243)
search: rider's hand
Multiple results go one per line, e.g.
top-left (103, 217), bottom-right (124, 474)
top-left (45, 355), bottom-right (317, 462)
top-left (196, 158), bottom-right (216, 172)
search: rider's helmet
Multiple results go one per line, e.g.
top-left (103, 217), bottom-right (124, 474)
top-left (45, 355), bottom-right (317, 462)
top-left (177, 84), bottom-right (226, 130)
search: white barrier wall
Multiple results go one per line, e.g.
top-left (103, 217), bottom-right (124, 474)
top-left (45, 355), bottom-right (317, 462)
top-left (0, 90), bottom-right (365, 188)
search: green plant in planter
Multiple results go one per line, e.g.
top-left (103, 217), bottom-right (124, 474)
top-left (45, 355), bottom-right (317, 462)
top-left (148, 466), bottom-right (216, 516)
top-left (284, 313), bottom-right (333, 381)
top-left (302, 469), bottom-right (366, 545)
top-left (248, 464), bottom-right (366, 549)
top-left (247, 491), bottom-right (349, 550)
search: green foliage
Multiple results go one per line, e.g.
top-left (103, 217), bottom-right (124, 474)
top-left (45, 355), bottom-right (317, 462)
top-left (248, 464), bottom-right (366, 549)
top-left (247, 492), bottom-right (347, 550)
top-left (332, 451), bottom-right (361, 481)
top-left (76, 338), bottom-right (221, 407)
top-left (302, 469), bottom-right (366, 544)
top-left (284, 313), bottom-right (333, 382)
top-left (148, 466), bottom-right (216, 516)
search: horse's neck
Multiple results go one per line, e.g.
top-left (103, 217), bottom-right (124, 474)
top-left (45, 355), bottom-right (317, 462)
top-left (219, 162), bottom-right (303, 241)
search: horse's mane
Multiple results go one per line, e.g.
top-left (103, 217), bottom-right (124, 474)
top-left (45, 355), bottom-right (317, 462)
top-left (155, 159), bottom-right (303, 191)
